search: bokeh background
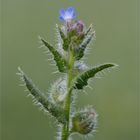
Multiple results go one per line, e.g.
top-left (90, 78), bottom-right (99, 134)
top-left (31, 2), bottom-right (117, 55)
top-left (1, 0), bottom-right (139, 140)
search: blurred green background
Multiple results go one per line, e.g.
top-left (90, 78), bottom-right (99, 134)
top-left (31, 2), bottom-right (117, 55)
top-left (1, 0), bottom-right (139, 140)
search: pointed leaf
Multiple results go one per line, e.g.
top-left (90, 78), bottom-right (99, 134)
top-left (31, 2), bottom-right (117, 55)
top-left (85, 24), bottom-right (93, 36)
top-left (58, 26), bottom-right (70, 51)
top-left (74, 63), bottom-right (116, 89)
top-left (40, 38), bottom-right (66, 72)
top-left (75, 26), bottom-right (95, 60)
top-left (17, 67), bottom-right (66, 124)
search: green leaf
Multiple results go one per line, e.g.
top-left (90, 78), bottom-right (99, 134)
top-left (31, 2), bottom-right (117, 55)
top-left (17, 67), bottom-right (66, 124)
top-left (58, 26), bottom-right (70, 51)
top-left (85, 24), bottom-right (93, 36)
top-left (74, 63), bottom-right (116, 89)
top-left (75, 26), bottom-right (95, 60)
top-left (40, 38), bottom-right (66, 72)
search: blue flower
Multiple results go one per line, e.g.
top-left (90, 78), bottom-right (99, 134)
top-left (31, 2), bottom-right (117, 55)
top-left (59, 7), bottom-right (76, 21)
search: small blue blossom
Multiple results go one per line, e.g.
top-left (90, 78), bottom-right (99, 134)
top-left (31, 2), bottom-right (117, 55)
top-left (59, 7), bottom-right (76, 21)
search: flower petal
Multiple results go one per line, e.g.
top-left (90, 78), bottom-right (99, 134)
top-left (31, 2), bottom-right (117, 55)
top-left (59, 9), bottom-right (65, 17)
top-left (59, 16), bottom-right (64, 21)
top-left (72, 13), bottom-right (76, 18)
top-left (66, 7), bottom-right (74, 14)
top-left (58, 7), bottom-right (76, 21)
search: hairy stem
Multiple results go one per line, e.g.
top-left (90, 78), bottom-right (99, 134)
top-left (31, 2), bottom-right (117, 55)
top-left (61, 50), bottom-right (74, 140)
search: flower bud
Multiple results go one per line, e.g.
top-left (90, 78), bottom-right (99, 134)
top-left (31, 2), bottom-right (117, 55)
top-left (72, 20), bottom-right (84, 33)
top-left (63, 20), bottom-right (85, 37)
top-left (73, 61), bottom-right (88, 76)
top-left (72, 106), bottom-right (97, 135)
top-left (49, 78), bottom-right (66, 104)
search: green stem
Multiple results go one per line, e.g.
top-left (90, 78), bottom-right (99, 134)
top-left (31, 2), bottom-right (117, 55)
top-left (61, 50), bottom-right (74, 140)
